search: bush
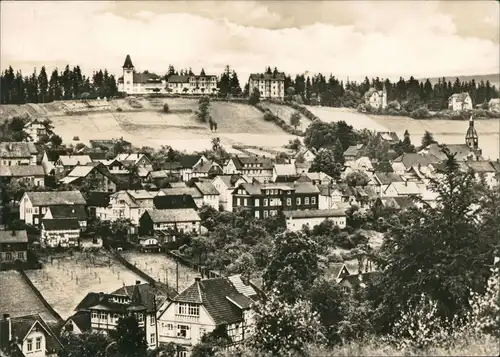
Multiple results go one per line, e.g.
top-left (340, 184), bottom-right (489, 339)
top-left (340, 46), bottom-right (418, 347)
top-left (116, 107), bottom-right (123, 112)
top-left (410, 106), bottom-right (432, 119)
top-left (163, 103), bottom-right (169, 113)
top-left (73, 136), bottom-right (80, 141)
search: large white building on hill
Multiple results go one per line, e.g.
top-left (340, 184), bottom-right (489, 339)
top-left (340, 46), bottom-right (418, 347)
top-left (248, 72), bottom-right (285, 100)
top-left (117, 55), bottom-right (166, 95)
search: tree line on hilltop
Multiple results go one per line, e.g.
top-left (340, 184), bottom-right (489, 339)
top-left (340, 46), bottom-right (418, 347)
top-left (0, 65), bottom-right (119, 104)
top-left (1, 63), bottom-right (498, 111)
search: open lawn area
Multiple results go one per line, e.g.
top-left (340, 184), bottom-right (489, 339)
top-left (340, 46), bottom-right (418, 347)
top-left (304, 106), bottom-right (389, 132)
top-left (24, 250), bottom-right (144, 320)
top-left (0, 270), bottom-right (57, 322)
top-left (121, 251), bottom-right (200, 294)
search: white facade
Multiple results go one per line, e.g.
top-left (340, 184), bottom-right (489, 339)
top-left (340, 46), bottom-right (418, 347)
top-left (167, 75), bottom-right (218, 95)
top-left (212, 176), bottom-right (247, 211)
top-left (448, 93), bottom-right (473, 111)
top-left (201, 194), bottom-right (219, 210)
top-left (248, 74), bottom-right (285, 100)
top-left (285, 215), bottom-right (346, 232)
top-left (364, 88), bottom-right (387, 109)
top-left (24, 120), bottom-right (47, 143)
top-left (153, 220), bottom-right (200, 234)
top-left (20, 328), bottom-right (47, 357)
top-left (41, 228), bottom-right (80, 248)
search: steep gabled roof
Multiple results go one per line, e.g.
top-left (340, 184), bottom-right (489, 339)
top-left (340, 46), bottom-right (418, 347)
top-left (249, 72), bottom-right (286, 81)
top-left (153, 195), bottom-right (198, 210)
top-left (0, 230), bottom-right (28, 243)
top-left (0, 142), bottom-right (37, 158)
top-left (283, 209), bottom-right (346, 219)
top-left (86, 191), bottom-right (112, 207)
top-left (0, 165), bottom-right (45, 177)
top-left (25, 191), bottom-right (86, 206)
top-left (123, 54), bottom-right (134, 69)
top-left (9, 314), bottom-right (62, 354)
top-left (47, 205), bottom-right (88, 220)
top-left (42, 219), bottom-right (81, 231)
top-left (145, 208), bottom-right (201, 223)
top-left (193, 181), bottom-right (219, 196)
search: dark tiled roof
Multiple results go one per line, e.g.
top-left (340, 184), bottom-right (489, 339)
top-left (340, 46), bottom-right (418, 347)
top-left (364, 88), bottom-right (379, 99)
top-left (26, 191), bottom-right (86, 206)
top-left (172, 277), bottom-right (256, 325)
top-left (145, 209), bottom-right (201, 223)
top-left (42, 219), bottom-right (81, 231)
top-left (161, 161), bottom-right (183, 170)
top-left (161, 187), bottom-right (202, 198)
top-left (153, 195), bottom-right (198, 210)
top-left (0, 165), bottom-right (45, 177)
top-left (233, 156), bottom-right (273, 170)
top-left (179, 155), bottom-right (202, 169)
top-left (0, 230), bottom-right (28, 243)
top-left (111, 283), bottom-right (169, 313)
top-left (392, 197), bottom-right (416, 210)
top-left (45, 149), bottom-right (68, 162)
top-left (393, 153), bottom-right (438, 168)
top-left (249, 72), bottom-right (286, 81)
top-left (372, 161), bottom-right (394, 172)
top-left (194, 182), bottom-right (219, 195)
top-left (47, 205), bottom-right (88, 220)
top-left (374, 172), bottom-right (403, 185)
top-left (86, 191), bottom-right (111, 207)
top-left (66, 311), bottom-right (91, 332)
top-left (216, 175), bottom-right (245, 188)
top-left (9, 314), bottom-right (62, 354)
top-left (344, 144), bottom-right (364, 157)
top-left (284, 182), bottom-right (319, 194)
top-left (123, 54), bottom-right (134, 69)
top-left (0, 142), bottom-right (37, 158)
top-left (88, 152), bottom-right (107, 161)
top-left (167, 75), bottom-right (190, 83)
top-left (466, 161), bottom-right (496, 173)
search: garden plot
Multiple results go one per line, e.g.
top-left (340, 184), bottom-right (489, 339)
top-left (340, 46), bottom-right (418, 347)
top-left (24, 250), bottom-right (144, 320)
top-left (121, 252), bottom-right (201, 294)
top-left (0, 270), bottom-right (57, 322)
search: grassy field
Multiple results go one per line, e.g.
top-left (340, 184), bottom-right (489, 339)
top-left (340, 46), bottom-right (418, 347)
top-left (260, 101), bottom-right (313, 131)
top-left (35, 98), bottom-right (296, 153)
top-left (0, 270), bottom-right (57, 322)
top-left (24, 250), bottom-right (145, 319)
top-left (304, 106), bottom-right (500, 160)
top-left (121, 252), bottom-right (201, 294)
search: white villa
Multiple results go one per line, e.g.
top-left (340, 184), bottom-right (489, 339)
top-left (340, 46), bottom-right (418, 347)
top-left (248, 72), bottom-right (285, 100)
top-left (117, 55), bottom-right (166, 95)
top-left (167, 69), bottom-right (218, 95)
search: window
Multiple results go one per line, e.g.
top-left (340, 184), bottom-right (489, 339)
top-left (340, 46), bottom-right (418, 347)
top-left (311, 197), bottom-right (316, 204)
top-left (243, 198), bottom-right (248, 206)
top-left (200, 327), bottom-right (207, 337)
top-left (296, 197), bottom-right (301, 205)
top-left (263, 210), bottom-right (268, 218)
top-left (150, 315), bottom-right (155, 326)
top-left (305, 197), bottom-right (309, 205)
top-left (35, 337), bottom-right (42, 350)
top-left (91, 311), bottom-right (98, 320)
top-left (263, 199), bottom-right (268, 206)
top-left (137, 314), bottom-right (144, 323)
top-left (188, 304), bottom-right (199, 316)
top-left (177, 324), bottom-right (190, 338)
top-left (33, 207), bottom-right (39, 214)
top-left (41, 207), bottom-right (46, 214)
top-left (150, 333), bottom-right (155, 345)
top-left (255, 211), bottom-right (260, 218)
top-left (18, 252), bottom-right (24, 260)
top-left (27, 339), bottom-right (33, 352)
top-left (99, 312), bottom-right (107, 321)
top-left (286, 198), bottom-right (291, 206)
top-left (5, 253), bottom-right (12, 260)
top-left (255, 198), bottom-right (260, 206)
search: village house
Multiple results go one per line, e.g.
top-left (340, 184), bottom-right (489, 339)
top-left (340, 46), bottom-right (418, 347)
top-left (488, 98), bottom-right (500, 113)
top-left (85, 191), bottom-right (112, 219)
top-left (463, 160), bottom-right (499, 188)
top-left (317, 183), bottom-right (344, 209)
top-left (0, 229), bottom-right (28, 265)
top-left (40, 149), bottom-right (68, 175)
top-left (59, 163), bottom-right (119, 192)
top-left (115, 153), bottom-right (153, 172)
top-left (296, 171), bottom-right (333, 186)
top-left (419, 141), bottom-right (483, 162)
top-left (364, 87), bottom-right (387, 109)
top-left (0, 313), bottom-right (62, 357)
top-left (176, 155), bottom-right (208, 182)
top-left (40, 219), bottom-right (81, 248)
top-left (382, 180), bottom-right (426, 198)
top-left (97, 159), bottom-right (128, 175)
top-left (272, 163), bottom-right (303, 183)
top-left (117, 55), bottom-right (166, 95)
top-left (68, 282), bottom-right (171, 350)
top-left (19, 190), bottom-right (86, 227)
top-left (167, 70), bottom-right (218, 95)
top-left (232, 182), bottom-right (319, 219)
top-left (343, 157), bottom-right (374, 176)
top-left (157, 275), bottom-right (263, 355)
top-left (23, 119), bottom-right (47, 143)
top-left (293, 147), bottom-right (316, 163)
top-left (0, 142), bottom-right (38, 166)
top-left (391, 153), bottom-right (439, 174)
top-left (139, 208), bottom-right (201, 236)
top-left (248, 72), bottom-right (285, 100)
top-left (327, 263), bottom-right (351, 283)
top-left (0, 165), bottom-right (45, 188)
top-left (284, 208), bottom-right (347, 232)
top-left (93, 190), bottom-right (158, 225)
top-left (189, 181), bottom-right (220, 209)
top-left (211, 174), bottom-right (248, 212)
top-left (223, 156), bottom-right (274, 182)
top-left (42, 205), bottom-right (88, 231)
top-left (153, 194), bottom-right (198, 211)
top-left (54, 155), bottom-right (92, 175)
top-left (343, 144), bottom-right (365, 161)
top-left (376, 131), bottom-right (400, 146)
top-left (448, 92), bottom-right (473, 111)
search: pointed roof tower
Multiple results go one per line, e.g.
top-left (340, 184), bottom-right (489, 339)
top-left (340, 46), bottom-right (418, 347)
top-left (200, 68), bottom-right (206, 76)
top-left (465, 115), bottom-right (479, 150)
top-left (123, 55), bottom-right (134, 69)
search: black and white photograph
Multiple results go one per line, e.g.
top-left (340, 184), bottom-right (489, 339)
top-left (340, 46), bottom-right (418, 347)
top-left (0, 1), bottom-right (499, 356)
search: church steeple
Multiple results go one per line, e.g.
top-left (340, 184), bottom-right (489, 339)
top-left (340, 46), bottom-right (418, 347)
top-left (123, 54), bottom-right (134, 69)
top-left (465, 115), bottom-right (479, 150)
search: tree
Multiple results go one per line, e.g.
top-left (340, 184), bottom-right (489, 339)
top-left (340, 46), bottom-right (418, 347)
top-left (163, 103), bottom-right (169, 113)
top-left (290, 111), bottom-right (301, 129)
top-left (248, 87), bottom-right (260, 105)
top-left (59, 331), bottom-right (111, 357)
top-left (196, 97), bottom-right (211, 123)
top-left (345, 170), bottom-right (370, 187)
top-left (50, 134), bottom-right (63, 147)
top-left (371, 148), bottom-right (495, 332)
top-left (229, 70), bottom-right (242, 96)
top-left (110, 315), bottom-right (147, 357)
top-left (420, 130), bottom-right (437, 149)
top-left (250, 291), bottom-right (325, 357)
top-left (211, 137), bottom-right (221, 152)
top-left (309, 149), bottom-right (342, 179)
top-left (396, 129), bottom-right (416, 154)
top-left (37, 66), bottom-right (49, 103)
top-left (190, 325), bottom-right (232, 357)
top-left (262, 231), bottom-right (322, 304)
top-left (332, 138), bottom-right (345, 165)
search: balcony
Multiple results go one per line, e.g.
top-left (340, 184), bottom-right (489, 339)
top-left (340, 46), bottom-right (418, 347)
top-left (174, 314), bottom-right (199, 322)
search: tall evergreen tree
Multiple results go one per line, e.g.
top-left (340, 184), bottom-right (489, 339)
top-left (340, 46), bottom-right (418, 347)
top-left (38, 66), bottom-right (49, 103)
top-left (229, 70), bottom-right (241, 96)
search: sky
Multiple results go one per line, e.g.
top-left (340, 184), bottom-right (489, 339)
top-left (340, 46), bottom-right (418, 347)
top-left (1, 0), bottom-right (499, 84)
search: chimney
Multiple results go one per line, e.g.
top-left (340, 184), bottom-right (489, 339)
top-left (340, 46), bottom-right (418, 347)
top-left (136, 280), bottom-right (141, 285)
top-left (195, 277), bottom-right (201, 282)
top-left (98, 292), bottom-right (104, 300)
top-left (0, 314), bottom-right (12, 345)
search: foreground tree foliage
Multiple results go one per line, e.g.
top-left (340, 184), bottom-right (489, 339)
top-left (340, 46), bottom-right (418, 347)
top-left (371, 148), bottom-right (496, 332)
top-left (109, 315), bottom-right (148, 357)
top-left (59, 331), bottom-right (111, 357)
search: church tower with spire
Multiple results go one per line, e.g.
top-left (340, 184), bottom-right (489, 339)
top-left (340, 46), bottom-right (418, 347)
top-left (122, 54), bottom-right (135, 93)
top-left (465, 115), bottom-right (482, 157)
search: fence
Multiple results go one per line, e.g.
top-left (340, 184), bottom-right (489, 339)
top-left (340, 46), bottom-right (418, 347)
top-left (164, 250), bottom-right (221, 279)
top-left (18, 268), bottom-right (64, 323)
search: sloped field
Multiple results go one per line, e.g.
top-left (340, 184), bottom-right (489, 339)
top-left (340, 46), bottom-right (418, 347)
top-left (260, 102), bottom-right (313, 131)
